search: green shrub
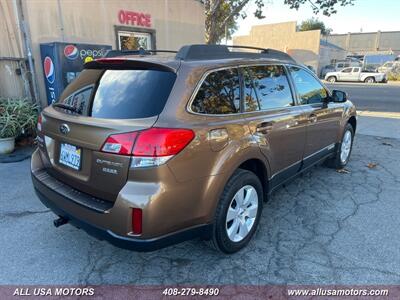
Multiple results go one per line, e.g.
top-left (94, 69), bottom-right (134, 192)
top-left (0, 98), bottom-right (38, 139)
top-left (387, 72), bottom-right (400, 81)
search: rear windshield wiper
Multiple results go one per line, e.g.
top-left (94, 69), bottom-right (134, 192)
top-left (52, 103), bottom-right (81, 114)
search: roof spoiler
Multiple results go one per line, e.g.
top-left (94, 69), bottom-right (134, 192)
top-left (103, 48), bottom-right (177, 58)
top-left (84, 58), bottom-right (176, 72)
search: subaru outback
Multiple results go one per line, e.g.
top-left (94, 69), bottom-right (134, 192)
top-left (31, 45), bottom-right (356, 253)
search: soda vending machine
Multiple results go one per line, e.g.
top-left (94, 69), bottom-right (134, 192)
top-left (40, 42), bottom-right (112, 105)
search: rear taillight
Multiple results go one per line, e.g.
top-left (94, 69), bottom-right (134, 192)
top-left (132, 128), bottom-right (195, 156)
top-left (132, 208), bottom-right (142, 235)
top-left (37, 114), bottom-right (42, 131)
top-left (101, 128), bottom-right (194, 168)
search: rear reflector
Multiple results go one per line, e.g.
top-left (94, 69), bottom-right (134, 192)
top-left (132, 208), bottom-right (142, 235)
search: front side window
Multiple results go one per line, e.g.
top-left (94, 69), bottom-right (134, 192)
top-left (243, 65), bottom-right (294, 111)
top-left (289, 66), bottom-right (328, 105)
top-left (352, 68), bottom-right (360, 72)
top-left (342, 68), bottom-right (352, 73)
top-left (191, 68), bottom-right (240, 114)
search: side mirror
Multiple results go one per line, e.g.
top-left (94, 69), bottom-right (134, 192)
top-left (331, 90), bottom-right (347, 102)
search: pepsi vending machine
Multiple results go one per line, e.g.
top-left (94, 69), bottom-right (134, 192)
top-left (40, 42), bottom-right (112, 105)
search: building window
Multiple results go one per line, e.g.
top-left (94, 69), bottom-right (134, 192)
top-left (117, 31), bottom-right (152, 50)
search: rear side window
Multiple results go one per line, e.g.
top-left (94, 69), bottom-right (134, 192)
top-left (57, 69), bottom-right (176, 119)
top-left (243, 65), bottom-right (294, 111)
top-left (191, 68), bottom-right (240, 114)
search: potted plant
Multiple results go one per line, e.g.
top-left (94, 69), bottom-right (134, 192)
top-left (0, 98), bottom-right (38, 154)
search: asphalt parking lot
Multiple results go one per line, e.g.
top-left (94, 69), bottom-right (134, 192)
top-left (1, 137), bottom-right (400, 285)
top-left (1, 84), bottom-right (400, 285)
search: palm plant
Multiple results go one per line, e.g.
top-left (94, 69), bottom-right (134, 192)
top-left (0, 98), bottom-right (38, 139)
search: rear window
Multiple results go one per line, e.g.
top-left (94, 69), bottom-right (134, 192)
top-left (191, 68), bottom-right (240, 114)
top-left (57, 69), bottom-right (176, 119)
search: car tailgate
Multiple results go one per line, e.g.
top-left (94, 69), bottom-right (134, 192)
top-left (38, 107), bottom-right (158, 202)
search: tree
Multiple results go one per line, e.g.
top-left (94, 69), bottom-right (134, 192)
top-left (204, 0), bottom-right (355, 44)
top-left (298, 17), bottom-right (332, 35)
top-left (205, 0), bottom-right (266, 44)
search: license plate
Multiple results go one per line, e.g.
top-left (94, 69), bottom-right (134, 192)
top-left (59, 143), bottom-right (82, 170)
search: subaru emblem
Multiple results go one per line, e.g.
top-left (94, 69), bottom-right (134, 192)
top-left (59, 124), bottom-right (70, 135)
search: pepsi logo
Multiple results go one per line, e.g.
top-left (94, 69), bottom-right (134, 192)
top-left (64, 44), bottom-right (79, 60)
top-left (43, 56), bottom-right (55, 84)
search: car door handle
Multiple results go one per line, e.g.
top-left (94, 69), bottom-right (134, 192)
top-left (256, 122), bottom-right (273, 133)
top-left (309, 114), bottom-right (318, 123)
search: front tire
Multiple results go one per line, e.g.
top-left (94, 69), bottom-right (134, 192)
top-left (209, 169), bottom-right (263, 254)
top-left (326, 123), bottom-right (354, 169)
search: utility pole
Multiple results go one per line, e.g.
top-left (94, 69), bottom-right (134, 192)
top-left (15, 0), bottom-right (41, 109)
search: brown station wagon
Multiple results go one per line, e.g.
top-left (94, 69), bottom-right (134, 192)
top-left (31, 45), bottom-right (357, 253)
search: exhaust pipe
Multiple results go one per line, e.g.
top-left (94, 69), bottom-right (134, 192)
top-left (53, 216), bottom-right (68, 228)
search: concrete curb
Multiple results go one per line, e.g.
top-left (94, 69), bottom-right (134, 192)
top-left (357, 110), bottom-right (400, 119)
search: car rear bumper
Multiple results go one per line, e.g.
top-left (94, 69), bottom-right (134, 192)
top-left (32, 175), bottom-right (212, 251)
top-left (31, 149), bottom-right (212, 252)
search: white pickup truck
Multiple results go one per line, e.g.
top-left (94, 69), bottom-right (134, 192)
top-left (325, 67), bottom-right (387, 83)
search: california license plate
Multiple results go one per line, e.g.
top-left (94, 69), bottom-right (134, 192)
top-left (59, 143), bottom-right (82, 170)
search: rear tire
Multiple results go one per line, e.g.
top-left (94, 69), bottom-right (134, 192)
top-left (325, 123), bottom-right (354, 169)
top-left (208, 169), bottom-right (263, 254)
top-left (364, 77), bottom-right (375, 83)
top-left (327, 76), bottom-right (337, 83)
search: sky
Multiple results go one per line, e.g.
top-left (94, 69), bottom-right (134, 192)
top-left (233, 0), bottom-right (400, 37)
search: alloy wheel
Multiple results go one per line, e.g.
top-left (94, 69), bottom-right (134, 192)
top-left (340, 130), bottom-right (352, 163)
top-left (225, 185), bottom-right (258, 242)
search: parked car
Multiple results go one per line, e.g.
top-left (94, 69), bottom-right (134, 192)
top-left (325, 67), bottom-right (386, 83)
top-left (31, 45), bottom-right (357, 253)
top-left (320, 64), bottom-right (336, 79)
top-left (334, 60), bottom-right (362, 72)
top-left (363, 54), bottom-right (396, 72)
top-left (378, 61), bottom-right (400, 73)
top-left (346, 55), bottom-right (364, 62)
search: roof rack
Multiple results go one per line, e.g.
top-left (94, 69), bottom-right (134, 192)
top-left (175, 44), bottom-right (296, 62)
top-left (104, 48), bottom-right (177, 58)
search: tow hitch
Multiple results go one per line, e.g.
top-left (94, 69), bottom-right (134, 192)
top-left (53, 216), bottom-right (68, 228)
